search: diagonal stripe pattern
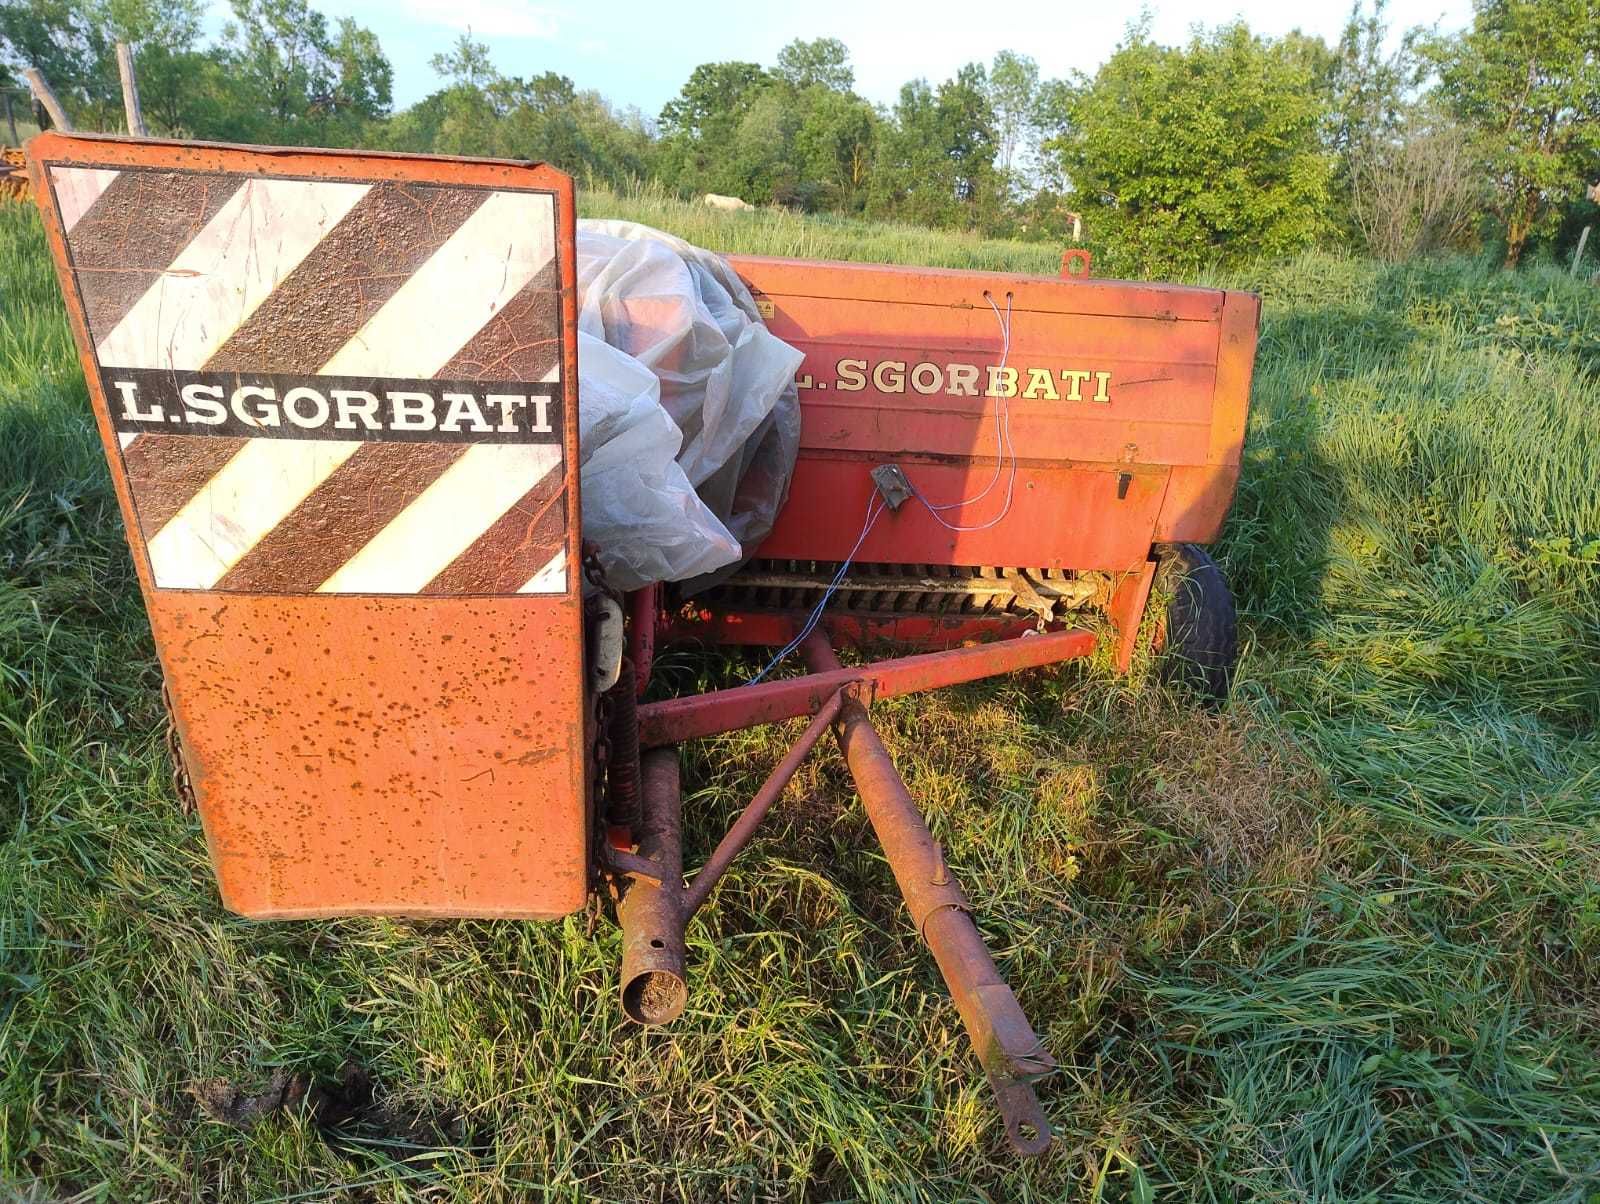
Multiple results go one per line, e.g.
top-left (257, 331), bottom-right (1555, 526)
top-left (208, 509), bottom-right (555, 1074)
top-left (59, 166), bottom-right (569, 597)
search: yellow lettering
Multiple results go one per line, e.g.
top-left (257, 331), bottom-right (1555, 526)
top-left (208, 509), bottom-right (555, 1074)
top-left (910, 362), bottom-right (943, 394)
top-left (985, 365), bottom-right (1018, 398)
top-left (1060, 369), bottom-right (1091, 401)
top-left (945, 363), bottom-right (980, 396)
top-left (873, 360), bottom-right (906, 393)
top-left (1023, 368), bottom-right (1060, 400)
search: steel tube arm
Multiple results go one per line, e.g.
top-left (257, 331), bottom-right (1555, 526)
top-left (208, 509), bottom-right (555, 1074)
top-left (802, 635), bottom-right (1055, 1156)
top-left (682, 690), bottom-right (843, 918)
top-left (638, 627), bottom-right (1095, 747)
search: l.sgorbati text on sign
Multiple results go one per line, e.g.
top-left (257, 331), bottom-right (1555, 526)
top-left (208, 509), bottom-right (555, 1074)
top-left (795, 357), bottom-right (1113, 402)
top-left (102, 368), bottom-right (563, 444)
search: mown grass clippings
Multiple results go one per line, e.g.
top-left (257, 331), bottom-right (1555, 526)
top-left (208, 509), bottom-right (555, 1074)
top-left (2, 197), bottom-right (1598, 1200)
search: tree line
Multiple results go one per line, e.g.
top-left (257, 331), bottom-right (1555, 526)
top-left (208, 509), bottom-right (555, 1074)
top-left (2, 0), bottom-right (1597, 272)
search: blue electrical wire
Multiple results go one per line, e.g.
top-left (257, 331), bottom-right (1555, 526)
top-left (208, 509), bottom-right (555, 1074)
top-left (746, 492), bottom-right (886, 685)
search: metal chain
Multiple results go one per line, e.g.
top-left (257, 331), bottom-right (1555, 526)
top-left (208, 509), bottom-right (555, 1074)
top-left (161, 680), bottom-right (196, 814)
top-left (582, 544), bottom-right (621, 892)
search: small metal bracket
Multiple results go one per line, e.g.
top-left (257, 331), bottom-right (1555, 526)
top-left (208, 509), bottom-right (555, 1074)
top-left (870, 463), bottom-right (914, 511)
top-left (603, 845), bottom-right (664, 885)
top-left (589, 595), bottom-right (624, 694)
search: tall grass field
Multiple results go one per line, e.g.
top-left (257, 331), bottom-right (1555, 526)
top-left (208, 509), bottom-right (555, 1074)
top-left (2, 187), bottom-right (1599, 1201)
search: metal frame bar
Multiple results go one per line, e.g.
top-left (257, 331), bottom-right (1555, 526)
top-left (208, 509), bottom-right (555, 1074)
top-left (659, 607), bottom-right (1046, 652)
top-left (637, 626), bottom-right (1096, 747)
top-left (682, 691), bottom-right (844, 917)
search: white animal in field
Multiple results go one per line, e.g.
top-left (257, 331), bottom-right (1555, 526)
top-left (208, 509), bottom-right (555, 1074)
top-left (702, 193), bottom-right (753, 211)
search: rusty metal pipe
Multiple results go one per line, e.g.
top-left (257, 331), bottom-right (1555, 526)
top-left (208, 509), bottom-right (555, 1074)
top-left (618, 747), bottom-right (688, 1024)
top-left (802, 634), bottom-right (1055, 1157)
top-left (682, 690), bottom-right (843, 919)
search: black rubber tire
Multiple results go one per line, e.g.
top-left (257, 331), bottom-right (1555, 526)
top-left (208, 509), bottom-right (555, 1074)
top-left (1155, 543), bottom-right (1238, 704)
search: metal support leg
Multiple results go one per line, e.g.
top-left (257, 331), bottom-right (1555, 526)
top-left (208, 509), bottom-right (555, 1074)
top-left (1108, 558), bottom-right (1157, 675)
top-left (802, 634), bottom-right (1055, 1156)
top-left (683, 691), bottom-right (844, 918)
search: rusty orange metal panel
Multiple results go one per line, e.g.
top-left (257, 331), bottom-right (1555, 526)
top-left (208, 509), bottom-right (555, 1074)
top-left (729, 253), bottom-right (1227, 321)
top-left (29, 133), bottom-right (588, 919)
top-left (731, 255), bottom-right (1259, 572)
top-left (762, 459), bottom-right (1169, 572)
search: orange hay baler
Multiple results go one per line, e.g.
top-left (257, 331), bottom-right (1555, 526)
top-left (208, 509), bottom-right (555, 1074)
top-left (29, 133), bottom-right (1259, 1155)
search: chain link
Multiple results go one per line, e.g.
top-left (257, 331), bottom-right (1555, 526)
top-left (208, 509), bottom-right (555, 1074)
top-left (582, 544), bottom-right (622, 890)
top-left (161, 680), bottom-right (196, 814)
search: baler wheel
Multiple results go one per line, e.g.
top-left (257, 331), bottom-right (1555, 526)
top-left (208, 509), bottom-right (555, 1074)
top-left (1155, 543), bottom-right (1238, 704)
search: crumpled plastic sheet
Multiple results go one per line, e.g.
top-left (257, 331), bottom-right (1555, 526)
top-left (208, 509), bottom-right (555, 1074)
top-left (575, 219), bottom-right (803, 592)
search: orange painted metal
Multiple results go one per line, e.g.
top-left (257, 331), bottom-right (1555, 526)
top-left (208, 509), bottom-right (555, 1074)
top-left (1108, 559), bottom-right (1159, 674)
top-left (637, 627), bottom-right (1097, 747)
top-left (730, 255), bottom-right (1260, 572)
top-left (1060, 248), bottom-right (1092, 278)
top-left (29, 133), bottom-right (588, 919)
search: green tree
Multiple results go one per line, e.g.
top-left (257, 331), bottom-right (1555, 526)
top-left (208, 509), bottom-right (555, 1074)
top-left (1329, 0), bottom-right (1410, 168)
top-left (1422, 0), bottom-right (1600, 265)
top-left (0, 0), bottom-right (110, 125)
top-left (793, 86), bottom-right (876, 211)
top-left (430, 32), bottom-right (495, 90)
top-left (870, 65), bottom-right (999, 229)
top-left (387, 40), bottom-right (653, 189)
top-left (987, 50), bottom-right (1039, 180)
top-left (0, 0), bottom-right (204, 130)
top-left (657, 60), bottom-right (771, 196)
top-left (1044, 20), bottom-right (1333, 274)
top-left (215, 0), bottom-right (392, 145)
top-left (774, 36), bottom-right (853, 92)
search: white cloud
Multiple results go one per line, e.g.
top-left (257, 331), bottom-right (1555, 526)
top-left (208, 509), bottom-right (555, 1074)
top-left (400, 0), bottom-right (558, 38)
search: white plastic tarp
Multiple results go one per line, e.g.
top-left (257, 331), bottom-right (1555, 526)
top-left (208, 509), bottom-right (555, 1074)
top-left (574, 220), bottom-right (803, 592)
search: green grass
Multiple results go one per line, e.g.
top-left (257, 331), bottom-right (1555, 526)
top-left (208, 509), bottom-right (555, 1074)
top-left (581, 181), bottom-right (1064, 273)
top-left (2, 190), bottom-right (1599, 1201)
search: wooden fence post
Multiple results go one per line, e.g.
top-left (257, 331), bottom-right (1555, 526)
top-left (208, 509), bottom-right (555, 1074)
top-left (22, 68), bottom-right (72, 132)
top-left (116, 43), bottom-right (147, 137)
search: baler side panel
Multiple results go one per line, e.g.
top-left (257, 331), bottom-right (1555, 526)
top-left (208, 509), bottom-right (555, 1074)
top-left (1153, 290), bottom-right (1263, 544)
top-left (733, 256), bottom-right (1244, 573)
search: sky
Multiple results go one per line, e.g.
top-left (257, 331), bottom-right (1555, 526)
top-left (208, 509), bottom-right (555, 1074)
top-left (218, 0), bottom-right (1476, 118)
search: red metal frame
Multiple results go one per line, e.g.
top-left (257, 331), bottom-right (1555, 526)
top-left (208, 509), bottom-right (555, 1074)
top-left (637, 627), bottom-right (1096, 746)
top-left (731, 255), bottom-right (1261, 573)
top-left (30, 133), bottom-right (587, 921)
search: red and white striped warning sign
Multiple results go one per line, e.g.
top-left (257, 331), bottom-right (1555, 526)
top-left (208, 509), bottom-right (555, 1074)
top-left (49, 164), bottom-right (569, 596)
